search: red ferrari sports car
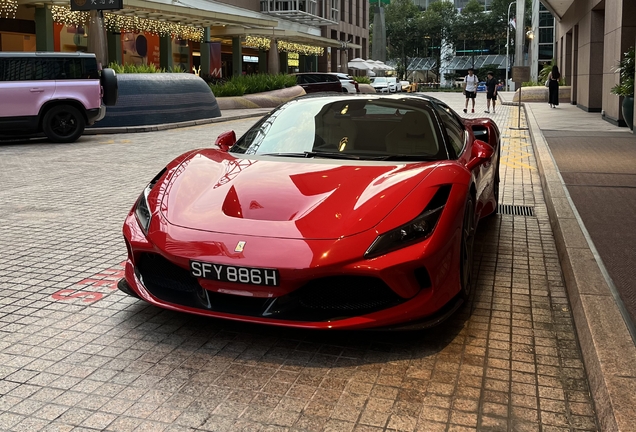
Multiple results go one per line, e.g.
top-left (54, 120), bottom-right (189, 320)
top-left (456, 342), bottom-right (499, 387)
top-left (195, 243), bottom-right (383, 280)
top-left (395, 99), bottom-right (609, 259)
top-left (118, 94), bottom-right (500, 330)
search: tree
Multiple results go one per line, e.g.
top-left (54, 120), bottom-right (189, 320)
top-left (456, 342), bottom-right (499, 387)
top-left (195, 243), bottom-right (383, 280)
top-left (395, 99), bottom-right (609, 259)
top-left (385, 0), bottom-right (425, 79)
top-left (455, 0), bottom-right (489, 68)
top-left (421, 1), bottom-right (457, 82)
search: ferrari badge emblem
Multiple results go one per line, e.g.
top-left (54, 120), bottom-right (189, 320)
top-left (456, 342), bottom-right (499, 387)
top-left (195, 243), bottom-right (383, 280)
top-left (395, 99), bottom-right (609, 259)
top-left (234, 241), bottom-right (246, 252)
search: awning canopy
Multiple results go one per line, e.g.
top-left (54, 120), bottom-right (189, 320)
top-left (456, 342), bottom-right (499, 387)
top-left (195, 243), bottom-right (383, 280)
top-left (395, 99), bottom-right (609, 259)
top-left (18, 0), bottom-right (278, 28)
top-left (210, 26), bottom-right (357, 49)
top-left (536, 0), bottom-right (571, 19)
top-left (406, 57), bottom-right (436, 71)
top-left (447, 55), bottom-right (508, 70)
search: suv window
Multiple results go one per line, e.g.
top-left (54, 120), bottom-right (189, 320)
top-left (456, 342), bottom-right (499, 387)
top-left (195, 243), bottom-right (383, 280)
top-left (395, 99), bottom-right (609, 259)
top-left (435, 104), bottom-right (465, 157)
top-left (299, 74), bottom-right (339, 84)
top-left (0, 57), bottom-right (99, 81)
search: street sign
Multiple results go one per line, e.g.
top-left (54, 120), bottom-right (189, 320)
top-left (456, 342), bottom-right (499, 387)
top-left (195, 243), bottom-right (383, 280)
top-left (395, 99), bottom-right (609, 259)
top-left (511, 66), bottom-right (530, 84)
top-left (70, 0), bottom-right (123, 11)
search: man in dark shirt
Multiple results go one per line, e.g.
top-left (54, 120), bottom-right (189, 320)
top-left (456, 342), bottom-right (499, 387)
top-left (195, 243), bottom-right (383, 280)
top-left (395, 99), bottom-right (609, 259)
top-left (485, 71), bottom-right (497, 114)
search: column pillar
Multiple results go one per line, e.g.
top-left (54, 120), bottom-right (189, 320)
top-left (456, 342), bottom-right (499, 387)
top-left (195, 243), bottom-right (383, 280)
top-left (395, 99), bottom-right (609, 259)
top-left (571, 25), bottom-right (578, 104)
top-left (268, 39), bottom-right (279, 74)
top-left (279, 51), bottom-right (288, 74)
top-left (577, 11), bottom-right (604, 112)
top-left (564, 31), bottom-right (572, 86)
top-left (602, 0), bottom-right (636, 126)
top-left (258, 49), bottom-right (267, 74)
top-left (107, 32), bottom-right (121, 65)
top-left (514, 0), bottom-right (525, 66)
top-left (232, 36), bottom-right (242, 77)
top-left (200, 27), bottom-right (210, 76)
top-left (340, 50), bottom-right (347, 73)
top-left (35, 7), bottom-right (54, 52)
top-left (160, 36), bottom-right (173, 70)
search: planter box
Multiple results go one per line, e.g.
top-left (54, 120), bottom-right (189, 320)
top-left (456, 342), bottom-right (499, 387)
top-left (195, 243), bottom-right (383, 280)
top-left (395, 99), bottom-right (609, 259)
top-left (89, 73), bottom-right (221, 128)
top-left (216, 86), bottom-right (306, 110)
top-left (512, 86), bottom-right (571, 103)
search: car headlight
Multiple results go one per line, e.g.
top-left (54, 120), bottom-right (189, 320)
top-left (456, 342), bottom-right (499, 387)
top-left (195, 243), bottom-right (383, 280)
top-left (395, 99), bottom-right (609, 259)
top-left (134, 168), bottom-right (166, 233)
top-left (364, 186), bottom-right (452, 259)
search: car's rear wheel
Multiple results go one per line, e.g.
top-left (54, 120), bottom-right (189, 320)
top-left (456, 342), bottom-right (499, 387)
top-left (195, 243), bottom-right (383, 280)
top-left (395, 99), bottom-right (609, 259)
top-left (42, 105), bottom-right (85, 143)
top-left (460, 195), bottom-right (476, 299)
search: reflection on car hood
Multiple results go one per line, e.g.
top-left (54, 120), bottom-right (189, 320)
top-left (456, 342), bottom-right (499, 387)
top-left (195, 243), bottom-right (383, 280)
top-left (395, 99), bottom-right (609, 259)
top-left (160, 149), bottom-right (439, 240)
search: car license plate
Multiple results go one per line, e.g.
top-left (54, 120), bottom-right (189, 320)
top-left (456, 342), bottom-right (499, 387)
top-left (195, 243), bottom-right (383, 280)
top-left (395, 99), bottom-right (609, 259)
top-left (190, 260), bottom-right (279, 286)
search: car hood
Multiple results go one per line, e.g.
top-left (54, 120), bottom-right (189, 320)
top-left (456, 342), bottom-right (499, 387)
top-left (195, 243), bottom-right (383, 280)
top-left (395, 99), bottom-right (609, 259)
top-left (160, 150), bottom-right (439, 240)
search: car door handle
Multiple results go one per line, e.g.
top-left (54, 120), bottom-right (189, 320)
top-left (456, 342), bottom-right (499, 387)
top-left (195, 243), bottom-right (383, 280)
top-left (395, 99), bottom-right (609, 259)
top-left (30, 88), bottom-right (44, 93)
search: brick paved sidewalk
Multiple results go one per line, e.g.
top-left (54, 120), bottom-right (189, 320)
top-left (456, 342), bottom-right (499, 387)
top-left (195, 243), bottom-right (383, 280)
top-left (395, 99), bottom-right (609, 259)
top-left (0, 99), bottom-right (598, 431)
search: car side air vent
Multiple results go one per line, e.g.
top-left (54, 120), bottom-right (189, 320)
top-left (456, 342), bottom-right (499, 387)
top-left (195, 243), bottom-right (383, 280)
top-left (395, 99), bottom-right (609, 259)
top-left (427, 185), bottom-right (452, 210)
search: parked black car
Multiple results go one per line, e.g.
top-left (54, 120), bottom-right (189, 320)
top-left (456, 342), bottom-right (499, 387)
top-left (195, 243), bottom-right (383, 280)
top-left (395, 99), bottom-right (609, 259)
top-left (293, 73), bottom-right (343, 93)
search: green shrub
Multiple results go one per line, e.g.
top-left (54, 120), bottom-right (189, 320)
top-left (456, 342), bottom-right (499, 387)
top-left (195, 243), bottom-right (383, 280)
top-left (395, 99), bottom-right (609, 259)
top-left (209, 74), bottom-right (297, 97)
top-left (108, 63), bottom-right (188, 74)
top-left (352, 76), bottom-right (371, 84)
top-left (611, 46), bottom-right (635, 97)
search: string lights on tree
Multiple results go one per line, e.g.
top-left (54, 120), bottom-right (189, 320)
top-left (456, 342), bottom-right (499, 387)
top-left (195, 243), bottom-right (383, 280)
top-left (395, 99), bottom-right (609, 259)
top-left (50, 6), bottom-right (204, 42)
top-left (0, 0), bottom-right (18, 19)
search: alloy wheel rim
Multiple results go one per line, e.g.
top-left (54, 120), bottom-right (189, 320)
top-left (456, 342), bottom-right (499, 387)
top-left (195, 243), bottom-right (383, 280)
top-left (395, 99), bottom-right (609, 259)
top-left (52, 112), bottom-right (77, 136)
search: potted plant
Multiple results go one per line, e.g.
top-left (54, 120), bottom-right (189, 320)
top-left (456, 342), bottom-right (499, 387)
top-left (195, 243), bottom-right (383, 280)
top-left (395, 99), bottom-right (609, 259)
top-left (611, 46), bottom-right (635, 130)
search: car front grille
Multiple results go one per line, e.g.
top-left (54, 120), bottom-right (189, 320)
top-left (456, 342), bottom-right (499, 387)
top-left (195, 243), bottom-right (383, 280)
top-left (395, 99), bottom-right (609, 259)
top-left (134, 253), bottom-right (405, 322)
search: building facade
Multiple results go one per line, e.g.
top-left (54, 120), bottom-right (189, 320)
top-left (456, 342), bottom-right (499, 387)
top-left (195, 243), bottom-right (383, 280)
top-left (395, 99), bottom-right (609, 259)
top-left (543, 0), bottom-right (636, 126)
top-left (0, 0), bottom-right (369, 76)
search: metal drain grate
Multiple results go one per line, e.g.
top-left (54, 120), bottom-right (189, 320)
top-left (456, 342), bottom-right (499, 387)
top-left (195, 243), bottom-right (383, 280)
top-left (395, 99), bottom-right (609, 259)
top-left (498, 204), bottom-right (535, 216)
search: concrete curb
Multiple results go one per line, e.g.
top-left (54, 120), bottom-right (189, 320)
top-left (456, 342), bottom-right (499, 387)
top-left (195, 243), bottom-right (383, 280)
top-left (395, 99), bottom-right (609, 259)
top-left (524, 103), bottom-right (636, 432)
top-left (85, 111), bottom-right (268, 135)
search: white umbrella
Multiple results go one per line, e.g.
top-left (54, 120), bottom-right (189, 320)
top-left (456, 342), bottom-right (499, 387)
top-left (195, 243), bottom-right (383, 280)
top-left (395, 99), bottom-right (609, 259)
top-left (368, 60), bottom-right (394, 71)
top-left (348, 58), bottom-right (373, 70)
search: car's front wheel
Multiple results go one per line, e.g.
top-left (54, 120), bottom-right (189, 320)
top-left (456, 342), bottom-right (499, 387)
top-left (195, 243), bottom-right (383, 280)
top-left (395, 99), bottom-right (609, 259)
top-left (42, 105), bottom-right (86, 143)
top-left (460, 195), bottom-right (476, 299)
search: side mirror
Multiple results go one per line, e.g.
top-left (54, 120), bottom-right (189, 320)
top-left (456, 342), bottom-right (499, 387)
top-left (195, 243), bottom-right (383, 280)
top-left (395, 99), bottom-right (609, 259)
top-left (466, 139), bottom-right (494, 171)
top-left (215, 131), bottom-right (236, 152)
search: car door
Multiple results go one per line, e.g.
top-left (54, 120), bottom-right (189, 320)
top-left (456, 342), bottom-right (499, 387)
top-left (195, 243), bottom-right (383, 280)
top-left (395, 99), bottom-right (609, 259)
top-left (0, 57), bottom-right (55, 120)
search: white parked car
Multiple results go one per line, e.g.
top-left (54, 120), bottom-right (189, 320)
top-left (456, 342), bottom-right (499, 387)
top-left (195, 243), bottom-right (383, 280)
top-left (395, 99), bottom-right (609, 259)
top-left (370, 76), bottom-right (390, 93)
top-left (386, 77), bottom-right (400, 93)
top-left (327, 73), bottom-right (359, 93)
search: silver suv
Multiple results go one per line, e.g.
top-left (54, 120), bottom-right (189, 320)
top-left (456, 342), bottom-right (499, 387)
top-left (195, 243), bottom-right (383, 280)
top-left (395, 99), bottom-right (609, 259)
top-left (0, 52), bottom-right (117, 143)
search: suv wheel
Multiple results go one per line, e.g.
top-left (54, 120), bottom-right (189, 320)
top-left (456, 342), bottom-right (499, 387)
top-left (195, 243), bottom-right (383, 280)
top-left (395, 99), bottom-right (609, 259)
top-left (42, 105), bottom-right (86, 143)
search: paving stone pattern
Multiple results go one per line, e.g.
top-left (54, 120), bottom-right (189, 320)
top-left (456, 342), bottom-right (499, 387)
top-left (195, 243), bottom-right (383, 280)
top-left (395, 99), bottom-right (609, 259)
top-left (0, 97), bottom-right (598, 431)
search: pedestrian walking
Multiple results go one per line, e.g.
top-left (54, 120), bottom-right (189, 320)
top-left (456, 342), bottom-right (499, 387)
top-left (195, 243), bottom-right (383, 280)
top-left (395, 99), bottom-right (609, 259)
top-left (484, 71), bottom-right (497, 114)
top-left (548, 65), bottom-right (561, 108)
top-left (463, 68), bottom-right (478, 113)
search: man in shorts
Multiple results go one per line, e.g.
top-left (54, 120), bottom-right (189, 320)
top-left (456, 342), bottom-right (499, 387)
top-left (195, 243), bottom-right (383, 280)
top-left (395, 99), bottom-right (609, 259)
top-left (463, 68), bottom-right (478, 113)
top-left (484, 71), bottom-right (497, 113)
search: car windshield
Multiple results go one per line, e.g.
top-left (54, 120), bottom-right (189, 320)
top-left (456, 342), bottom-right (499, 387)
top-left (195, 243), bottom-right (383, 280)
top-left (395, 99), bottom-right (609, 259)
top-left (231, 97), bottom-right (445, 161)
top-left (371, 77), bottom-right (387, 84)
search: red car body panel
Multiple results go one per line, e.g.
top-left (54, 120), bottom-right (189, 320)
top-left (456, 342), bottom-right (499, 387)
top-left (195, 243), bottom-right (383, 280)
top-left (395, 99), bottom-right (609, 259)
top-left (121, 96), bottom-right (500, 329)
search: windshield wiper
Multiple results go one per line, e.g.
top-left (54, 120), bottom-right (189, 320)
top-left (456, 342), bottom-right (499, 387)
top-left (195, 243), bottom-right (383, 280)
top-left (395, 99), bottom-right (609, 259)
top-left (304, 151), bottom-right (363, 160)
top-left (377, 155), bottom-right (440, 161)
top-left (260, 152), bottom-right (309, 158)
top-left (260, 151), bottom-right (363, 160)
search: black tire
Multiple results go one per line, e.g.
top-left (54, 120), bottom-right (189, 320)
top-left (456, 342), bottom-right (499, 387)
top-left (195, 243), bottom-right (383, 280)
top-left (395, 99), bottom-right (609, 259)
top-left (101, 68), bottom-right (118, 106)
top-left (42, 105), bottom-right (85, 143)
top-left (460, 195), bottom-right (476, 300)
